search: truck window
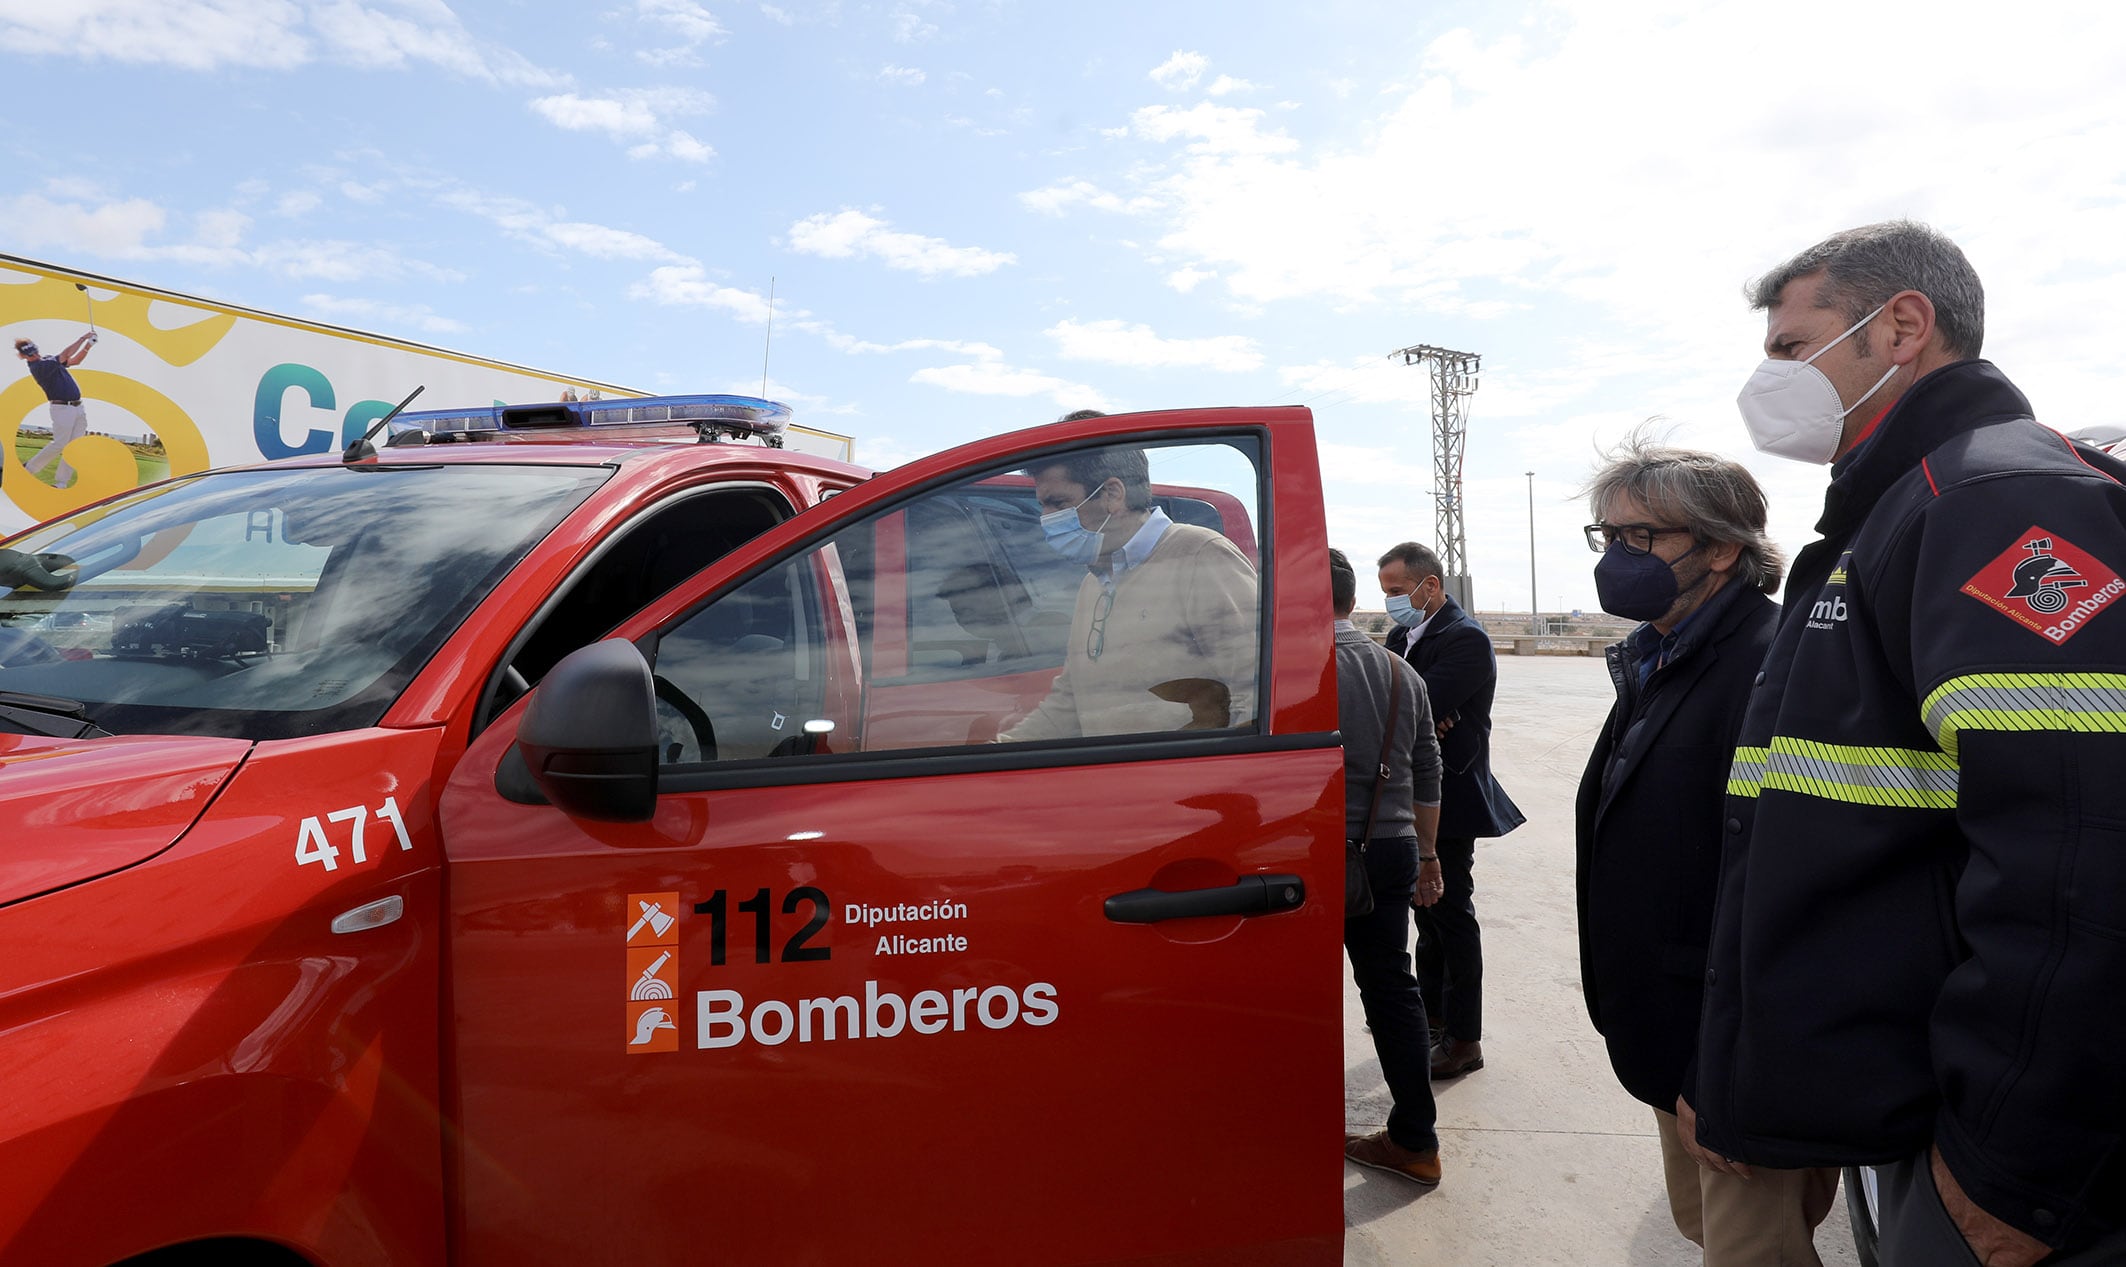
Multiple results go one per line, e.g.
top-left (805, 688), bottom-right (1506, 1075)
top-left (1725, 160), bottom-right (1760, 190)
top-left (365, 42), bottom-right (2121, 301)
top-left (0, 465), bottom-right (606, 740)
top-left (649, 437), bottom-right (1264, 763)
top-left (481, 485), bottom-right (792, 728)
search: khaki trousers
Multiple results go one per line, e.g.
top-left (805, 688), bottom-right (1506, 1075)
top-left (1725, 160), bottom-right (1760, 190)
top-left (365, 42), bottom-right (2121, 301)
top-left (25, 401), bottom-right (88, 488)
top-left (1654, 1108), bottom-right (1840, 1267)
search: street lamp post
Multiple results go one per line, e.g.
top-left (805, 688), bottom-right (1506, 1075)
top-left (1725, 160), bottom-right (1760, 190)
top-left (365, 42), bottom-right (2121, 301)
top-left (1526, 471), bottom-right (1539, 636)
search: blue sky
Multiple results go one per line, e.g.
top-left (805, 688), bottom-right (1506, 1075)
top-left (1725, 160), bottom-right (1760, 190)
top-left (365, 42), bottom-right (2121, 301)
top-left (7, 0), bottom-right (2126, 611)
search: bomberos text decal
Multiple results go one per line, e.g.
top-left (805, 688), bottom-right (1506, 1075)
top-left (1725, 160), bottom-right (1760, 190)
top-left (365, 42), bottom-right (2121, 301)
top-left (621, 886), bottom-right (1056, 1055)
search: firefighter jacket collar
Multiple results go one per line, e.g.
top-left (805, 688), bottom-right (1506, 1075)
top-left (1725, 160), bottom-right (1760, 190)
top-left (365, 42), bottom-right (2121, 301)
top-left (1817, 359), bottom-right (2035, 536)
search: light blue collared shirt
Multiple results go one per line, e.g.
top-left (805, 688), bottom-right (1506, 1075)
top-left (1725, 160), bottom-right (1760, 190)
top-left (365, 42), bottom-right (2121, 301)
top-left (1102, 507), bottom-right (1173, 590)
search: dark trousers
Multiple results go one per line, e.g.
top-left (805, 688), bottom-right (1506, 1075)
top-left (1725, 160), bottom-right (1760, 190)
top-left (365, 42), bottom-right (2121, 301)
top-left (1343, 834), bottom-right (1438, 1153)
top-left (1414, 835), bottom-right (1482, 1042)
top-left (1875, 1151), bottom-right (2126, 1266)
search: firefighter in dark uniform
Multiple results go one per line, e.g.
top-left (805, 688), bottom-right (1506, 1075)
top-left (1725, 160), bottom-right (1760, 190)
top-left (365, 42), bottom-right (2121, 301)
top-left (1684, 221), bottom-right (2126, 1266)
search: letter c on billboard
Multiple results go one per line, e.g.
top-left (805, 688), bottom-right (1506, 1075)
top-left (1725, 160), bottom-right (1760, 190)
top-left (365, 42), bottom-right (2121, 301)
top-left (254, 363), bottom-right (337, 460)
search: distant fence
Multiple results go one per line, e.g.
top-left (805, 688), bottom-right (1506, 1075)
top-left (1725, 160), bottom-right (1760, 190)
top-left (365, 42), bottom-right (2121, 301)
top-left (1360, 627), bottom-right (1617, 657)
top-left (1489, 634), bottom-right (1613, 657)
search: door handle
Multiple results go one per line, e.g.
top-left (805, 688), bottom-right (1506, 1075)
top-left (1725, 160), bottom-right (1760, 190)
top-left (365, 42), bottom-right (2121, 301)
top-left (1103, 874), bottom-right (1306, 924)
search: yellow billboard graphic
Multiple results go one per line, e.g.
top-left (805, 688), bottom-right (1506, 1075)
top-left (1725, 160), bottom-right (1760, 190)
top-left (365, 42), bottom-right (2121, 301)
top-left (2, 256), bottom-right (852, 536)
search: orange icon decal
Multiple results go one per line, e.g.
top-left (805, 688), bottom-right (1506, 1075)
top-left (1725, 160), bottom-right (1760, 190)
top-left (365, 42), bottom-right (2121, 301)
top-left (627, 892), bottom-right (680, 946)
top-left (627, 1001), bottom-right (679, 1053)
top-left (628, 947), bottom-right (678, 1001)
top-left (625, 892), bottom-right (681, 1052)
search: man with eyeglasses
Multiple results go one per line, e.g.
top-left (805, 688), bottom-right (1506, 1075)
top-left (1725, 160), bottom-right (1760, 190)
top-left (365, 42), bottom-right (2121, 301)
top-left (999, 441), bottom-right (1257, 740)
top-left (1576, 435), bottom-right (1835, 1265)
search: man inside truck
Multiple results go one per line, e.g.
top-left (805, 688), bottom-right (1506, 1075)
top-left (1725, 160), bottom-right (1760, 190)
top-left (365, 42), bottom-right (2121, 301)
top-left (1000, 442), bottom-right (1258, 740)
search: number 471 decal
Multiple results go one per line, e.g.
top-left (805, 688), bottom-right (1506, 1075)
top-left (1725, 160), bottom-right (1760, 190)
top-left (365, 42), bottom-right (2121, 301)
top-left (295, 797), bottom-right (413, 872)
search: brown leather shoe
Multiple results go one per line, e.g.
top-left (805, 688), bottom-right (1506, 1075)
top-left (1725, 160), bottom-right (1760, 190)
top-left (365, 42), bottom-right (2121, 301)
top-left (1431, 1037), bottom-right (1484, 1078)
top-left (1343, 1129), bottom-right (1442, 1187)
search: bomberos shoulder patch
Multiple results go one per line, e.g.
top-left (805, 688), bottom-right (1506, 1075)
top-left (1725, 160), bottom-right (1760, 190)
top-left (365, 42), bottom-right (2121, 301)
top-left (1961, 525), bottom-right (2126, 645)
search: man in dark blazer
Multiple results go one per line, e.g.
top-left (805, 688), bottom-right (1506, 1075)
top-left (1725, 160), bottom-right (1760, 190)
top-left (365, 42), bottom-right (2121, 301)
top-left (1377, 542), bottom-right (1524, 1077)
top-left (1575, 438), bottom-right (1836, 1263)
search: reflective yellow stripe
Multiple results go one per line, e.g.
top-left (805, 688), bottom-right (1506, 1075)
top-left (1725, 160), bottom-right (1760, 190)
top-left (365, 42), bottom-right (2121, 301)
top-left (1727, 738), bottom-right (1957, 808)
top-left (1921, 672), bottom-right (2126, 757)
top-left (1727, 745), bottom-right (1768, 797)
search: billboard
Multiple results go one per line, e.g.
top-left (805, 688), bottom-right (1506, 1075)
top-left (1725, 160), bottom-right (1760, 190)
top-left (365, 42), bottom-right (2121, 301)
top-left (0, 255), bottom-right (853, 536)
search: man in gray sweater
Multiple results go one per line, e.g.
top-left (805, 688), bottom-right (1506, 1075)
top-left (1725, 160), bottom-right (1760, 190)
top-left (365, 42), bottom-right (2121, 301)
top-left (1332, 547), bottom-right (1448, 1187)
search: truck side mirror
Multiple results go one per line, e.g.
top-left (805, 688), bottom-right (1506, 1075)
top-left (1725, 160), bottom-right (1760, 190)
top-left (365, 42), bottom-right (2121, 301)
top-left (516, 638), bottom-right (659, 822)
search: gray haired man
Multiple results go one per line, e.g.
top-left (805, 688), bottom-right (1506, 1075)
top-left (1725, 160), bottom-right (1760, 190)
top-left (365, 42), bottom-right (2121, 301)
top-left (1691, 220), bottom-right (2126, 1265)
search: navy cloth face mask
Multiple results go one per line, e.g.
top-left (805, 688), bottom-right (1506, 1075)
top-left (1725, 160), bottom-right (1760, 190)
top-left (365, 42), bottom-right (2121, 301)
top-left (1594, 541), bottom-right (1698, 622)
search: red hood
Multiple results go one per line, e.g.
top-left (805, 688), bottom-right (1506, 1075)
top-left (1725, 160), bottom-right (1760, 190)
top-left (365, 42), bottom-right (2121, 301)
top-left (0, 732), bottom-right (252, 906)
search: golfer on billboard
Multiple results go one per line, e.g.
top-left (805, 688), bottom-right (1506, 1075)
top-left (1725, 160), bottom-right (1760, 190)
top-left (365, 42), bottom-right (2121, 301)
top-left (15, 331), bottom-right (97, 489)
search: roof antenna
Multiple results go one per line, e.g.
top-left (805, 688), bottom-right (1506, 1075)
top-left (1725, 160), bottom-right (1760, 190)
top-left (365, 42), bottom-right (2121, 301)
top-left (342, 385), bottom-right (426, 462)
top-left (761, 276), bottom-right (775, 398)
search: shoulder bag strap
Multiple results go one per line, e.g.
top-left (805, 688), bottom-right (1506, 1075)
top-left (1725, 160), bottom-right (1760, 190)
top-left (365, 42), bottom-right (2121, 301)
top-left (1358, 652), bottom-right (1402, 843)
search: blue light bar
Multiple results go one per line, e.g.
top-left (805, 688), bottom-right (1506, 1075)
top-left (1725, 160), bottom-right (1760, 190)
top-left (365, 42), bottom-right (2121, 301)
top-left (386, 393), bottom-right (792, 441)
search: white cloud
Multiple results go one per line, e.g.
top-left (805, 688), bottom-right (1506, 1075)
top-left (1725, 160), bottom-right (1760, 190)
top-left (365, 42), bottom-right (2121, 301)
top-left (0, 0), bottom-right (309, 72)
top-left (1047, 318), bottom-right (1263, 373)
top-left (728, 378), bottom-right (861, 415)
top-left (878, 64), bottom-right (925, 87)
top-left (195, 208), bottom-right (251, 249)
top-left (0, 191), bottom-right (171, 258)
top-left (252, 239), bottom-right (465, 283)
top-left (663, 130), bottom-right (715, 163)
top-left (1035, 0), bottom-right (2126, 449)
top-left (529, 87), bottom-right (710, 136)
top-left (633, 0), bottom-right (723, 65)
top-left (274, 190), bottom-right (323, 216)
top-left (826, 334), bottom-right (1005, 359)
top-left (530, 92), bottom-right (663, 137)
top-left (786, 210), bottom-right (1014, 278)
top-left (1316, 442), bottom-right (1433, 489)
top-left (632, 264), bottom-right (776, 323)
top-left (1149, 50), bottom-right (1207, 91)
top-left (309, 0), bottom-right (559, 85)
top-left (526, 87), bottom-right (715, 162)
top-left (1128, 103), bottom-right (1298, 156)
top-left (911, 359), bottom-right (1111, 411)
top-left (1165, 266), bottom-right (1214, 293)
top-left (1206, 75), bottom-right (1257, 97)
top-left (441, 189), bottom-right (686, 262)
top-left (0, 0), bottom-right (562, 84)
top-left (542, 220), bottom-right (679, 261)
top-left (0, 186), bottom-right (461, 282)
top-left (299, 292), bottom-right (467, 335)
top-left (638, 0), bottom-right (724, 43)
top-left (758, 3), bottom-right (792, 22)
top-left (891, 7), bottom-right (936, 42)
top-left (1018, 179), bottom-right (1155, 217)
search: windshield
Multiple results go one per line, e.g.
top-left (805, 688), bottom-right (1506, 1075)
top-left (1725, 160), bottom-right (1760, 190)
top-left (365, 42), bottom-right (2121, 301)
top-left (0, 463), bottom-right (608, 740)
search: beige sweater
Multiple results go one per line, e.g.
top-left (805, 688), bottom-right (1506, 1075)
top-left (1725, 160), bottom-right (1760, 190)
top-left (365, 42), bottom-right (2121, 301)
top-left (1002, 522), bottom-right (1259, 740)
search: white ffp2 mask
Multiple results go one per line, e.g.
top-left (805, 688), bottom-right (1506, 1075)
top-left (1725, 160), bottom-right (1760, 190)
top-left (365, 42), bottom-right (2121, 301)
top-left (1735, 304), bottom-right (1900, 464)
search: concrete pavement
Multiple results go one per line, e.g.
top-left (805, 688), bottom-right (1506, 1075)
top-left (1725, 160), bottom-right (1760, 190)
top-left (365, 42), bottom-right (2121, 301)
top-left (1341, 654), bottom-right (1861, 1266)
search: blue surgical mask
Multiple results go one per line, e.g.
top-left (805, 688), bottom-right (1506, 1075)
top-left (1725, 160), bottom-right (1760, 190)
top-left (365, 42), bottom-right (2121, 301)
top-left (1385, 592), bottom-right (1425, 628)
top-left (1040, 487), bottom-right (1112, 565)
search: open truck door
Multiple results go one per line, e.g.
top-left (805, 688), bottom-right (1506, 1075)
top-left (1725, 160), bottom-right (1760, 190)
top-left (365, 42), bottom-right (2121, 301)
top-left (437, 407), bottom-right (1345, 1265)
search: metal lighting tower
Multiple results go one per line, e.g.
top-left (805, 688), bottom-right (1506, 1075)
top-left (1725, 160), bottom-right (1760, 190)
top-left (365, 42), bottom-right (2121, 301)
top-left (1390, 343), bottom-right (1481, 610)
top-left (1525, 471), bottom-right (1540, 635)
